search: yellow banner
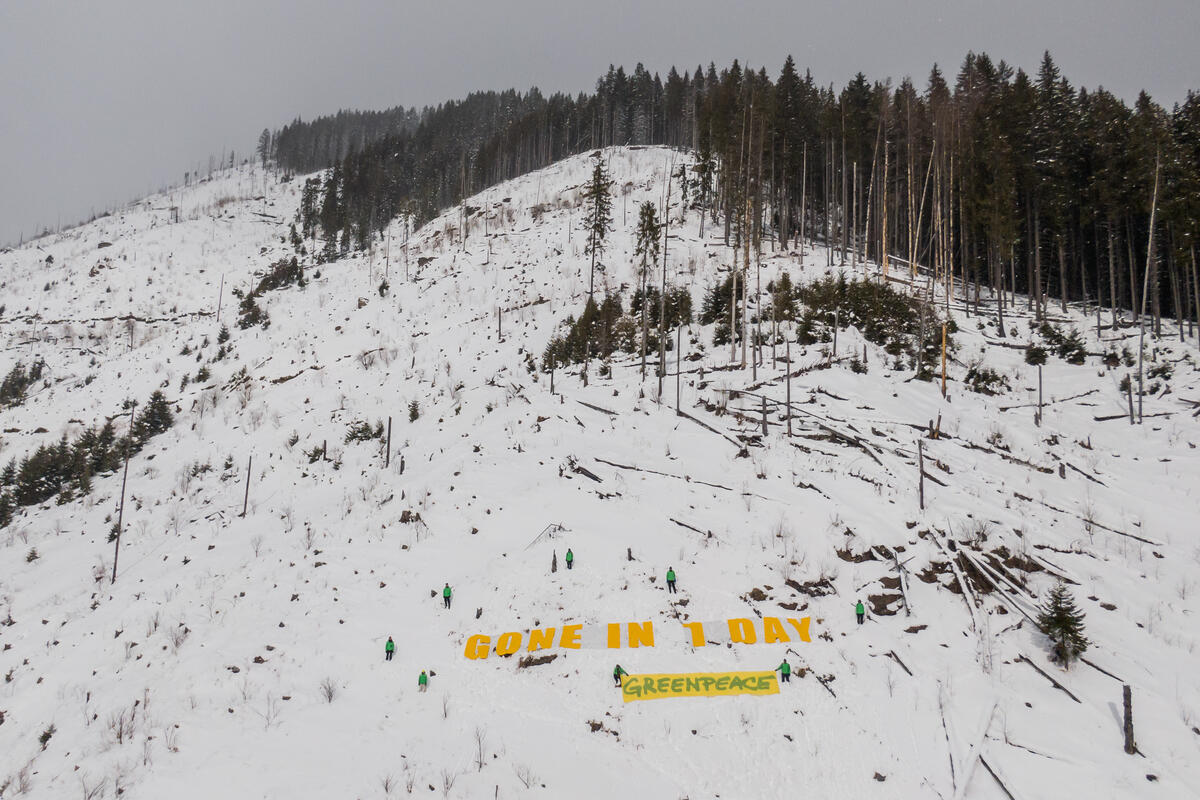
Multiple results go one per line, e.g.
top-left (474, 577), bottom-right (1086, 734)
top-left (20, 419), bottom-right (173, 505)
top-left (621, 671), bottom-right (779, 702)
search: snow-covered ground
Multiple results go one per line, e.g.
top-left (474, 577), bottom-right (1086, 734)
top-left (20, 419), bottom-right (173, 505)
top-left (1, 147), bottom-right (1198, 799)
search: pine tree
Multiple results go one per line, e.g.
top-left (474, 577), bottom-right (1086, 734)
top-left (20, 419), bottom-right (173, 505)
top-left (133, 391), bottom-right (174, 444)
top-left (635, 201), bottom-right (661, 377)
top-left (772, 272), bottom-right (797, 321)
top-left (1037, 581), bottom-right (1089, 669)
top-left (257, 128), bottom-right (272, 168)
top-left (581, 158), bottom-right (614, 298)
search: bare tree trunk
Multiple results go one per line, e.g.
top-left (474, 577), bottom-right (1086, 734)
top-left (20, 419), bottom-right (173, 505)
top-left (786, 337), bottom-right (793, 436)
top-left (730, 252), bottom-right (738, 364)
top-left (1127, 217), bottom-right (1139, 322)
top-left (799, 142), bottom-right (807, 252)
top-left (639, 251), bottom-right (649, 381)
top-left (995, 246), bottom-right (1006, 337)
top-left (742, 188), bottom-right (750, 369)
top-left (1108, 219), bottom-right (1119, 328)
top-left (1058, 238), bottom-right (1068, 313)
top-left (1033, 203), bottom-right (1044, 322)
top-left (1137, 155), bottom-right (1160, 424)
top-left (1191, 245), bottom-right (1199, 341)
top-left (1167, 226), bottom-right (1183, 342)
top-left (882, 137), bottom-right (890, 280)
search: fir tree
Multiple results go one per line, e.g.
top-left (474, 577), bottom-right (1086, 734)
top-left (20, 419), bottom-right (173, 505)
top-left (581, 158), bottom-right (614, 298)
top-left (772, 272), bottom-right (797, 321)
top-left (133, 391), bottom-right (174, 443)
top-left (1037, 581), bottom-right (1089, 669)
top-left (634, 201), bottom-right (661, 375)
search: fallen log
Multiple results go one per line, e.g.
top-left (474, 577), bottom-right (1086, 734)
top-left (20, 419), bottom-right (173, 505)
top-left (675, 408), bottom-right (746, 450)
top-left (594, 457), bottom-right (735, 493)
top-left (886, 650), bottom-right (913, 677)
top-left (1017, 654), bottom-right (1082, 703)
top-left (576, 400), bottom-right (617, 416)
top-left (979, 757), bottom-right (1019, 800)
top-left (999, 388), bottom-right (1097, 412)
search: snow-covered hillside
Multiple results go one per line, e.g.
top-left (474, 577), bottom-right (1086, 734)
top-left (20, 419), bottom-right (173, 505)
top-left (1, 147), bottom-right (1199, 799)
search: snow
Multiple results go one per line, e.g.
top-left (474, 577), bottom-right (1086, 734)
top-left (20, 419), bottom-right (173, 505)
top-left (1, 147), bottom-right (1199, 799)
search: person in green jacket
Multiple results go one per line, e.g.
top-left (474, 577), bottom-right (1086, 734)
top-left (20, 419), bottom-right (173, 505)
top-left (384, 636), bottom-right (395, 662)
top-left (856, 600), bottom-right (865, 625)
top-left (613, 664), bottom-right (628, 687)
top-left (565, 548), bottom-right (574, 570)
top-left (418, 670), bottom-right (428, 692)
top-left (776, 659), bottom-right (791, 683)
top-left (443, 583), bottom-right (452, 609)
top-left (666, 567), bottom-right (677, 594)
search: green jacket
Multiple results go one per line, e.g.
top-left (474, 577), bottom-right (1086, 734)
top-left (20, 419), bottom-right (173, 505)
top-left (666, 570), bottom-right (675, 582)
top-left (855, 602), bottom-right (865, 614)
top-left (443, 586), bottom-right (452, 598)
top-left (613, 665), bottom-right (627, 677)
top-left (385, 639), bottom-right (395, 652)
top-left (565, 549), bottom-right (574, 562)
top-left (777, 661), bottom-right (790, 675)
top-left (418, 672), bottom-right (428, 685)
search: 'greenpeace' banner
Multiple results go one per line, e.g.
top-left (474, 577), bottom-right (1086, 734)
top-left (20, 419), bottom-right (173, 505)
top-left (621, 671), bottom-right (779, 702)
top-left (464, 616), bottom-right (811, 659)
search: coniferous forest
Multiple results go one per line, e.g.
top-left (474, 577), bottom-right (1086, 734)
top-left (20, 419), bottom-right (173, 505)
top-left (268, 53), bottom-right (1200, 335)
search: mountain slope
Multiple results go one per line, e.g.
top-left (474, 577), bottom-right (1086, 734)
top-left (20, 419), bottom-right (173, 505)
top-left (1, 148), bottom-right (1199, 799)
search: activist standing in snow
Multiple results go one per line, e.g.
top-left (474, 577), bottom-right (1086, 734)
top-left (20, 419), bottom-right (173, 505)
top-left (566, 548), bottom-right (574, 570)
top-left (856, 600), bottom-right (865, 625)
top-left (776, 659), bottom-right (791, 683)
top-left (666, 567), bottom-right (677, 594)
top-left (418, 670), bottom-right (428, 692)
top-left (384, 636), bottom-right (395, 661)
top-left (613, 664), bottom-right (627, 687)
top-left (443, 583), bottom-right (452, 609)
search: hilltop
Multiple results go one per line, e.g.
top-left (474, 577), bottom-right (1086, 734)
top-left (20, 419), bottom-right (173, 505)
top-left (1, 147), bottom-right (1199, 799)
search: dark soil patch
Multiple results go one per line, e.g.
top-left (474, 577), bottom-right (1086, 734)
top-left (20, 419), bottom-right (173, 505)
top-left (517, 653), bottom-right (558, 669)
top-left (917, 561), bottom-right (950, 585)
top-left (867, 593), bottom-right (903, 615)
top-left (785, 578), bottom-right (835, 597)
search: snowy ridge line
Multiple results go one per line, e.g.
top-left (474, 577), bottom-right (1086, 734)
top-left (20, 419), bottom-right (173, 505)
top-left (0, 147), bottom-right (1197, 799)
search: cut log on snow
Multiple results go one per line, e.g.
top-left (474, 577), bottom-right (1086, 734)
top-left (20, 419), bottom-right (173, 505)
top-left (1017, 654), bottom-right (1082, 703)
top-left (1028, 553), bottom-right (1080, 584)
top-left (710, 388), bottom-right (885, 465)
top-left (886, 650), bottom-right (913, 676)
top-left (1080, 657), bottom-right (1124, 683)
top-left (670, 517), bottom-right (713, 538)
top-left (957, 549), bottom-right (1040, 624)
top-left (953, 703), bottom-right (998, 800)
top-left (566, 457), bottom-right (603, 482)
top-left (524, 523), bottom-right (568, 550)
top-left (674, 408), bottom-right (746, 450)
top-left (1062, 461), bottom-right (1107, 486)
top-left (979, 757), bottom-right (1020, 800)
top-left (921, 469), bottom-right (949, 487)
top-left (1014, 494), bottom-right (1161, 545)
top-left (931, 529), bottom-right (980, 633)
top-left (1094, 411), bottom-right (1172, 422)
top-left (594, 456), bottom-right (735, 493)
top-left (874, 547), bottom-right (913, 615)
top-left (998, 388), bottom-right (1097, 412)
top-left (576, 399), bottom-right (617, 416)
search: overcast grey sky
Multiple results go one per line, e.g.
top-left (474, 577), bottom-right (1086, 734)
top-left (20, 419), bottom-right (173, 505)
top-left (2, 0), bottom-right (1196, 247)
